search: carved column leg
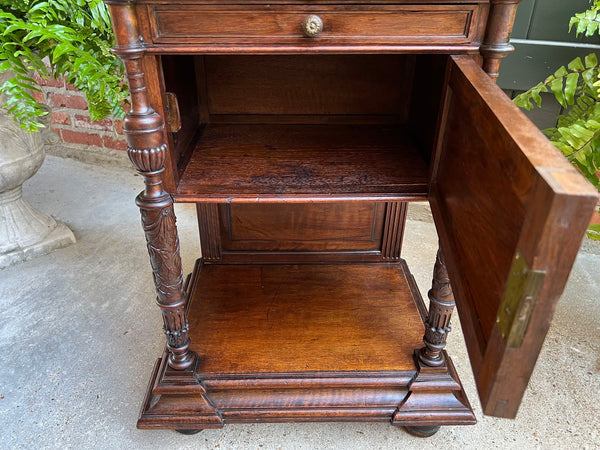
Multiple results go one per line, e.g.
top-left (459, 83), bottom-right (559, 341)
top-left (137, 193), bottom-right (193, 370)
top-left (419, 247), bottom-right (455, 367)
top-left (107, 1), bottom-right (194, 370)
top-left (395, 248), bottom-right (475, 429)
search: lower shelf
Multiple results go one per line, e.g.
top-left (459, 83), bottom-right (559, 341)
top-left (138, 260), bottom-right (476, 430)
top-left (188, 261), bottom-right (426, 374)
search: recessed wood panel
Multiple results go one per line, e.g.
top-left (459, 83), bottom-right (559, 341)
top-left (219, 202), bottom-right (384, 252)
top-left (205, 55), bottom-right (413, 119)
top-left (431, 56), bottom-right (598, 418)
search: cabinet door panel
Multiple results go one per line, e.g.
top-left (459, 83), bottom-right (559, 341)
top-left (431, 55), bottom-right (597, 418)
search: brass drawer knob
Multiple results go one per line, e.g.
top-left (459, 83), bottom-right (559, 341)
top-left (302, 15), bottom-right (323, 38)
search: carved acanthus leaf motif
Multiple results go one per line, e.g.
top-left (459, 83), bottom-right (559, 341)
top-left (139, 203), bottom-right (189, 350)
top-left (141, 205), bottom-right (184, 304)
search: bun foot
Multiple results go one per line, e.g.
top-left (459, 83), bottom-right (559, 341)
top-left (404, 425), bottom-right (441, 437)
top-left (175, 429), bottom-right (203, 435)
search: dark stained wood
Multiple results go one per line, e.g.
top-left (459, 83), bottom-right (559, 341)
top-left (381, 202), bottom-right (407, 260)
top-left (218, 202), bottom-right (384, 252)
top-left (481, 0), bottom-right (521, 80)
top-left (409, 55), bottom-right (451, 163)
top-left (187, 262), bottom-right (425, 373)
top-left (150, 4), bottom-right (482, 46)
top-left (138, 260), bottom-right (475, 430)
top-left (140, 54), bottom-right (178, 192)
top-left (106, 0), bottom-right (595, 433)
top-left (196, 203), bottom-right (221, 262)
top-left (430, 55), bottom-right (598, 418)
top-left (193, 56), bottom-right (211, 125)
top-left (163, 92), bottom-right (182, 133)
top-left (107, 0), bottom-right (194, 370)
top-left (175, 124), bottom-right (430, 202)
top-left (205, 55), bottom-right (413, 120)
top-left (393, 351), bottom-right (475, 427)
top-left (418, 248), bottom-right (456, 367)
top-left (159, 55), bottom-right (201, 175)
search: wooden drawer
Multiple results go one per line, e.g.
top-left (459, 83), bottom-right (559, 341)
top-left (148, 4), bottom-right (484, 47)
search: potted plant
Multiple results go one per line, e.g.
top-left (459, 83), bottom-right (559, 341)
top-left (0, 0), bottom-right (128, 266)
top-left (514, 0), bottom-right (600, 240)
top-left (0, 0), bottom-right (128, 131)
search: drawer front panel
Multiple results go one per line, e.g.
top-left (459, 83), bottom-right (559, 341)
top-left (149, 5), bottom-right (482, 46)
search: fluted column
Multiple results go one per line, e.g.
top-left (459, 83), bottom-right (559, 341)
top-left (106, 0), bottom-right (194, 370)
top-left (418, 247), bottom-right (455, 367)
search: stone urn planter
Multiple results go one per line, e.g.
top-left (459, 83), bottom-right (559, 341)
top-left (0, 72), bottom-right (75, 269)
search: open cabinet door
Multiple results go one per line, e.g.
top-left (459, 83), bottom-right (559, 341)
top-left (430, 55), bottom-right (598, 419)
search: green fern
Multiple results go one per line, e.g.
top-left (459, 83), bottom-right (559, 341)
top-left (514, 2), bottom-right (600, 239)
top-left (589, 224), bottom-right (600, 240)
top-left (570, 0), bottom-right (600, 37)
top-left (0, 0), bottom-right (128, 132)
top-left (513, 54), bottom-right (600, 192)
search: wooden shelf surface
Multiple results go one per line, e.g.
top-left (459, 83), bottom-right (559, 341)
top-left (175, 124), bottom-right (429, 202)
top-left (187, 261), bottom-right (426, 375)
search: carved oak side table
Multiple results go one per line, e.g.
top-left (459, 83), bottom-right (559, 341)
top-left (105, 0), bottom-right (598, 436)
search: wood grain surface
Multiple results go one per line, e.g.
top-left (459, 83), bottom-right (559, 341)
top-left (175, 124), bottom-right (429, 201)
top-left (150, 4), bottom-right (481, 46)
top-left (187, 263), bottom-right (425, 374)
top-left (430, 55), bottom-right (598, 418)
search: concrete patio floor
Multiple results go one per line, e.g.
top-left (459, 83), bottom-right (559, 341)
top-left (0, 155), bottom-right (598, 449)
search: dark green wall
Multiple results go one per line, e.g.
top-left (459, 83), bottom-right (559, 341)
top-left (498, 0), bottom-right (600, 90)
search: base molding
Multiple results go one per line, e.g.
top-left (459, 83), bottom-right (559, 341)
top-left (137, 350), bottom-right (476, 431)
top-left (138, 356), bottom-right (223, 430)
top-left (392, 352), bottom-right (476, 427)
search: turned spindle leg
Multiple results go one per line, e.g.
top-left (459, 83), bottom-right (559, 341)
top-left (108, 1), bottom-right (194, 370)
top-left (419, 247), bottom-right (455, 367)
top-left (480, 0), bottom-right (522, 81)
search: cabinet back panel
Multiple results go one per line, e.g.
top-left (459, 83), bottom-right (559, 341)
top-left (197, 202), bottom-right (407, 263)
top-left (204, 55), bottom-right (414, 121)
top-left (219, 202), bottom-right (384, 252)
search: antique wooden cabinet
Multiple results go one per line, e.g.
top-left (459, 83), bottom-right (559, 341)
top-left (105, 0), bottom-right (598, 436)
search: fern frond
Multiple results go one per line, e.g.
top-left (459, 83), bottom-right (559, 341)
top-left (0, 0), bottom-right (129, 130)
top-left (514, 55), bottom-right (600, 111)
top-left (570, 4), bottom-right (600, 37)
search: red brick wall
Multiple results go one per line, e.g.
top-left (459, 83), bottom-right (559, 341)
top-left (33, 73), bottom-right (127, 152)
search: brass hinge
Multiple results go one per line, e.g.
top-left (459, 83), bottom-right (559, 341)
top-left (496, 250), bottom-right (545, 348)
top-left (164, 92), bottom-right (181, 133)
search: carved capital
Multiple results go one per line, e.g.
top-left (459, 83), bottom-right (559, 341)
top-left (128, 143), bottom-right (167, 174)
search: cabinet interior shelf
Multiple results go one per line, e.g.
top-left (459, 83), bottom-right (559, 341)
top-left (186, 261), bottom-right (426, 376)
top-left (174, 123), bottom-right (430, 202)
